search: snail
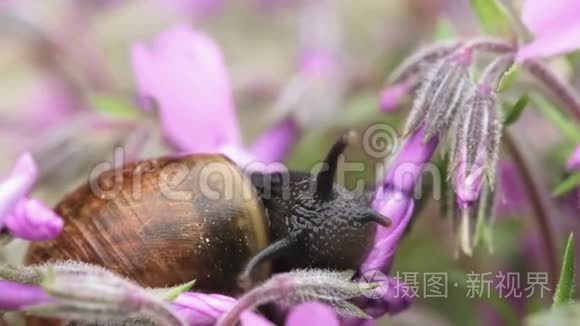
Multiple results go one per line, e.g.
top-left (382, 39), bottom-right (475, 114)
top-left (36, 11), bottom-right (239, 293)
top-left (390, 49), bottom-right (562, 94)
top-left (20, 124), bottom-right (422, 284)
top-left (26, 132), bottom-right (390, 294)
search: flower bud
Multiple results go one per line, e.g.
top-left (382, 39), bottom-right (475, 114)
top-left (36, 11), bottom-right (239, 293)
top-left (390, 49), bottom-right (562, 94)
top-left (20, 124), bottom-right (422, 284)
top-left (13, 261), bottom-right (185, 325)
top-left (404, 49), bottom-right (474, 139)
top-left (379, 79), bottom-right (415, 112)
top-left (566, 146), bottom-right (580, 171)
top-left (0, 280), bottom-right (54, 310)
top-left (451, 83), bottom-right (502, 208)
top-left (0, 153), bottom-right (37, 221)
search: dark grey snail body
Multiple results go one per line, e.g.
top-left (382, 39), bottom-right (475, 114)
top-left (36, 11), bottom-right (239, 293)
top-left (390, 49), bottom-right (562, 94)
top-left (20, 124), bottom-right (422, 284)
top-left (27, 133), bottom-right (390, 294)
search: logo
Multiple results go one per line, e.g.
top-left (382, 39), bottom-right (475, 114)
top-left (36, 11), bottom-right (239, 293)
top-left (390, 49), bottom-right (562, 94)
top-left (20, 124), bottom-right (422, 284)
top-left (359, 270), bottom-right (388, 299)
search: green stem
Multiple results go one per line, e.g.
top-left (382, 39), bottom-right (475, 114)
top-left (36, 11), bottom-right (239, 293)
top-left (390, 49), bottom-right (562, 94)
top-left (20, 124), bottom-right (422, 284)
top-left (503, 129), bottom-right (560, 293)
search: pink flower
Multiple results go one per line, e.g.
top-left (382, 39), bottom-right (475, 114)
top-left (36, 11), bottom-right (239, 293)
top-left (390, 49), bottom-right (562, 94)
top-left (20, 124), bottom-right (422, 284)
top-left (361, 127), bottom-right (439, 273)
top-left (285, 302), bottom-right (339, 326)
top-left (172, 292), bottom-right (273, 326)
top-left (0, 153), bottom-right (37, 221)
top-left (131, 24), bottom-right (240, 154)
top-left (378, 80), bottom-right (414, 112)
top-left (0, 153), bottom-right (63, 241)
top-left (566, 145), bottom-right (580, 171)
top-left (517, 0), bottom-right (580, 60)
top-left (131, 24), bottom-right (299, 167)
top-left (152, 0), bottom-right (225, 20)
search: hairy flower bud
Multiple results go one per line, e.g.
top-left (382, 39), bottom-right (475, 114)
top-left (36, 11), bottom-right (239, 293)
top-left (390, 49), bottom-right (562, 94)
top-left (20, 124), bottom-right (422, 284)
top-left (567, 146), bottom-right (580, 171)
top-left (452, 83), bottom-right (502, 207)
top-left (216, 269), bottom-right (378, 326)
top-left (405, 49), bottom-right (474, 139)
top-left (0, 261), bottom-right (186, 325)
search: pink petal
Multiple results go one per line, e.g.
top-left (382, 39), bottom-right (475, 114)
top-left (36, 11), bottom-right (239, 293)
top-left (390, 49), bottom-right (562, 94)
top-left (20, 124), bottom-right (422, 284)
top-left (4, 198), bottom-right (63, 240)
top-left (517, 23), bottom-right (580, 60)
top-left (494, 160), bottom-right (528, 216)
top-left (379, 81), bottom-right (413, 112)
top-left (299, 49), bottom-right (339, 78)
top-left (453, 150), bottom-right (486, 208)
top-left (285, 302), bottom-right (340, 326)
top-left (521, 0), bottom-right (579, 36)
top-left (130, 24), bottom-right (241, 153)
top-left (566, 145), bottom-right (580, 171)
top-left (361, 190), bottom-right (414, 273)
top-left (172, 292), bottom-right (273, 326)
top-left (249, 117), bottom-right (300, 164)
top-left (518, 0), bottom-right (580, 60)
top-left (0, 280), bottom-right (54, 310)
top-left (0, 153), bottom-right (38, 224)
top-left (152, 0), bottom-right (225, 20)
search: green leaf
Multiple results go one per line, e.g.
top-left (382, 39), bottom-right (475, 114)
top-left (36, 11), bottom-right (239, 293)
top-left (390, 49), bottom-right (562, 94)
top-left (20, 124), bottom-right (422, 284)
top-left (554, 233), bottom-right (575, 307)
top-left (470, 0), bottom-right (514, 36)
top-left (90, 95), bottom-right (142, 120)
top-left (503, 94), bottom-right (529, 126)
top-left (433, 18), bottom-right (455, 40)
top-left (497, 64), bottom-right (520, 92)
top-left (155, 280), bottom-right (196, 301)
top-left (530, 94), bottom-right (580, 143)
top-left (553, 172), bottom-right (580, 197)
top-left (527, 302), bottom-right (580, 325)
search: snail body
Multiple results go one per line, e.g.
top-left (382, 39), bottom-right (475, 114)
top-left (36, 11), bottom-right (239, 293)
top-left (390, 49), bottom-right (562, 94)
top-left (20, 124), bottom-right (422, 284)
top-left (26, 134), bottom-right (390, 294)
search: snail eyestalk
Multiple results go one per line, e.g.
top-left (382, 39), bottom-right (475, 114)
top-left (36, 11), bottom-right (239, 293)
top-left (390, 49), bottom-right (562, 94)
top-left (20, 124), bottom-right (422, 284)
top-left (367, 210), bottom-right (391, 228)
top-left (316, 131), bottom-right (358, 199)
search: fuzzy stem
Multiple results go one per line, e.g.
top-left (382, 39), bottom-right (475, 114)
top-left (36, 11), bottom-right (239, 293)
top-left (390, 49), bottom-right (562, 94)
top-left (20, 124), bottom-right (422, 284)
top-left (481, 54), bottom-right (516, 87)
top-left (503, 129), bottom-right (559, 292)
top-left (0, 264), bottom-right (42, 285)
top-left (215, 286), bottom-right (266, 326)
top-left (461, 38), bottom-right (516, 55)
top-left (524, 59), bottom-right (580, 121)
top-left (388, 40), bottom-right (463, 83)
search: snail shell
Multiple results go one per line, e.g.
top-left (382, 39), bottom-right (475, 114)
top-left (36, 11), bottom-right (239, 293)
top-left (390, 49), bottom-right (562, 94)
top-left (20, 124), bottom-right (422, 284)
top-left (26, 154), bottom-right (270, 294)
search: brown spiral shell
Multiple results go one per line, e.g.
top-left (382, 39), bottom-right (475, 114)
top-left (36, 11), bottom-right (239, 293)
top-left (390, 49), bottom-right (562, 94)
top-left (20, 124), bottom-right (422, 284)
top-left (26, 154), bottom-right (270, 294)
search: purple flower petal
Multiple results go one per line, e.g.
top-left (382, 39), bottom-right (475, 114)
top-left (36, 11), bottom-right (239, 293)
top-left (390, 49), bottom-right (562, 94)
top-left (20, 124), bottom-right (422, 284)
top-left (299, 49), bottom-right (339, 78)
top-left (0, 280), bottom-right (54, 311)
top-left (453, 152), bottom-right (486, 208)
top-left (521, 0), bottom-right (578, 36)
top-left (383, 128), bottom-right (439, 194)
top-left (0, 153), bottom-right (38, 225)
top-left (130, 24), bottom-right (241, 153)
top-left (566, 145), bottom-right (580, 171)
top-left (361, 128), bottom-right (438, 273)
top-left (518, 0), bottom-right (580, 60)
top-left (4, 198), bottom-right (63, 240)
top-left (154, 0), bottom-right (225, 20)
top-left (494, 160), bottom-right (529, 216)
top-left (517, 23), bottom-right (580, 60)
top-left (172, 292), bottom-right (273, 326)
top-left (285, 302), bottom-right (340, 326)
top-left (379, 80), bottom-right (414, 112)
top-left (249, 118), bottom-right (300, 164)
top-left (362, 190), bottom-right (414, 273)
